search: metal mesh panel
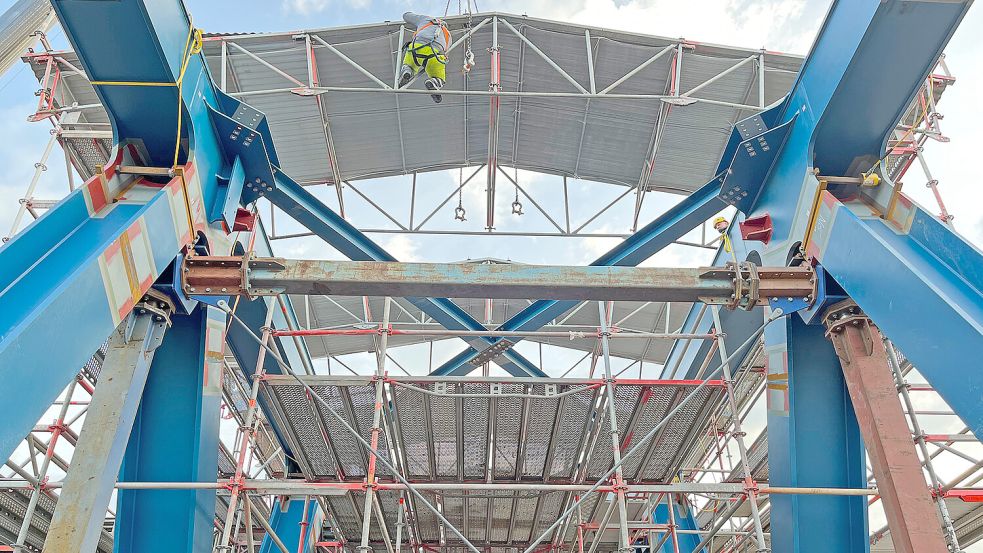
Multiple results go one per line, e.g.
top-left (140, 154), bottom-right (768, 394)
top-left (349, 384), bottom-right (392, 477)
top-left (254, 422), bottom-right (288, 476)
top-left (548, 387), bottom-right (596, 480)
top-left (64, 137), bottom-right (109, 177)
top-left (494, 385), bottom-right (524, 479)
top-left (563, 492), bottom-right (601, 542)
top-left (223, 365), bottom-right (250, 414)
top-left (325, 496), bottom-right (357, 544)
top-left (532, 492), bottom-right (564, 542)
top-left (462, 384), bottom-right (490, 479)
top-left (218, 444), bottom-right (237, 476)
top-left (273, 386), bottom-right (337, 476)
top-left (412, 491), bottom-right (441, 543)
top-left (468, 492), bottom-right (490, 543)
top-left (641, 386), bottom-right (716, 481)
top-left (621, 386), bottom-right (673, 480)
top-left (510, 495), bottom-right (540, 543)
top-left (308, 385), bottom-right (364, 478)
top-left (587, 385), bottom-right (642, 480)
top-left (443, 494), bottom-right (465, 543)
top-left (522, 385), bottom-right (560, 479)
top-left (377, 490), bottom-right (401, 543)
top-left (82, 342), bottom-right (108, 382)
top-left (393, 384), bottom-right (432, 479)
top-left (328, 494), bottom-right (362, 543)
top-left (429, 388), bottom-right (458, 478)
top-left (490, 495), bottom-right (515, 542)
top-left (0, 490), bottom-right (113, 552)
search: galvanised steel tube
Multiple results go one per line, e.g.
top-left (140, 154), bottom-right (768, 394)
top-left (0, 479), bottom-right (883, 495)
top-left (274, 328), bottom-right (716, 340)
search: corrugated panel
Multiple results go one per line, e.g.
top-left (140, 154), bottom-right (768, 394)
top-left (30, 15), bottom-right (805, 196)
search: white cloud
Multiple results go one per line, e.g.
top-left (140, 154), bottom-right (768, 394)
top-left (497, 0), bottom-right (822, 54)
top-left (282, 0), bottom-right (371, 15)
top-left (381, 233), bottom-right (422, 261)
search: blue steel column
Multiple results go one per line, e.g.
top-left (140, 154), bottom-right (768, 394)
top-left (113, 305), bottom-right (225, 553)
top-left (765, 313), bottom-right (867, 553)
top-left (260, 498), bottom-right (319, 553)
top-left (651, 496), bottom-right (704, 553)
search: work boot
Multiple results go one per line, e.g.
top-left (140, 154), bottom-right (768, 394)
top-left (398, 65), bottom-right (413, 88)
top-left (425, 77), bottom-right (444, 103)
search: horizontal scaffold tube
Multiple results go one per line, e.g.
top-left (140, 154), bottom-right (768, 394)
top-left (182, 256), bottom-right (815, 306)
top-left (0, 479), bottom-right (885, 496)
top-left (271, 327), bottom-right (716, 339)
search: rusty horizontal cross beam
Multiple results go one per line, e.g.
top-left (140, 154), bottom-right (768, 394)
top-left (182, 255), bottom-right (815, 306)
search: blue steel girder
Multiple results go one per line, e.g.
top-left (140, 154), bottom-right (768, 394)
top-left (667, 0), bottom-right (979, 408)
top-left (809, 192), bottom-right (983, 436)
top-left (432, 173), bottom-right (730, 375)
top-left (0, 0), bottom-right (239, 460)
top-left (743, 0), bottom-right (982, 436)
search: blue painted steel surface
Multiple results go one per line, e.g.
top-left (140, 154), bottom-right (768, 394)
top-left (718, 117), bottom-right (796, 214)
top-left (0, 149), bottom-right (187, 460)
top-left (659, 1), bottom-right (978, 545)
top-left (747, 0), bottom-right (971, 252)
top-left (0, 0), bottom-right (232, 459)
top-left (260, 498), bottom-right (319, 553)
top-left (268, 169), bottom-right (545, 377)
top-left (433, 175), bottom-right (729, 375)
top-left (811, 194), bottom-right (983, 436)
top-left (651, 498), bottom-right (705, 552)
top-left (765, 314), bottom-right (868, 552)
top-left (114, 305), bottom-right (223, 553)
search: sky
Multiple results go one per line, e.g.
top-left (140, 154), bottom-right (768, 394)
top-left (1, 0), bottom-right (981, 545)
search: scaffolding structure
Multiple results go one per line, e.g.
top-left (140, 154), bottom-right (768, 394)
top-left (0, 2), bottom-right (981, 553)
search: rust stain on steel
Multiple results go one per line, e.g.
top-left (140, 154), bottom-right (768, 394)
top-left (825, 302), bottom-right (949, 553)
top-left (184, 256), bottom-right (815, 305)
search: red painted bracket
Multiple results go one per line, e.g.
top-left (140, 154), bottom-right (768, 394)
top-left (740, 213), bottom-right (773, 244)
top-left (942, 489), bottom-right (983, 502)
top-left (232, 207), bottom-right (257, 232)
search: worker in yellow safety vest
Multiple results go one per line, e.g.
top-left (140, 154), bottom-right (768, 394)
top-left (399, 12), bottom-right (451, 103)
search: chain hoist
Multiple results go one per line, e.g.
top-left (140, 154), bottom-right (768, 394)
top-left (463, 6), bottom-right (475, 73)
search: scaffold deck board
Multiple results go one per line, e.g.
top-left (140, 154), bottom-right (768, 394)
top-left (258, 376), bottom-right (724, 548)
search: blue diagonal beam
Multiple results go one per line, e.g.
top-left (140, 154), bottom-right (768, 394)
top-left (810, 192), bottom-right (983, 437)
top-left (268, 168), bottom-right (545, 377)
top-left (431, 175), bottom-right (728, 376)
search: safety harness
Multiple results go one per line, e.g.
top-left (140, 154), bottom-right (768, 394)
top-left (407, 19), bottom-right (451, 68)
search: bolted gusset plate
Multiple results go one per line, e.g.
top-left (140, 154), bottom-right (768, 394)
top-left (718, 116), bottom-right (797, 214)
